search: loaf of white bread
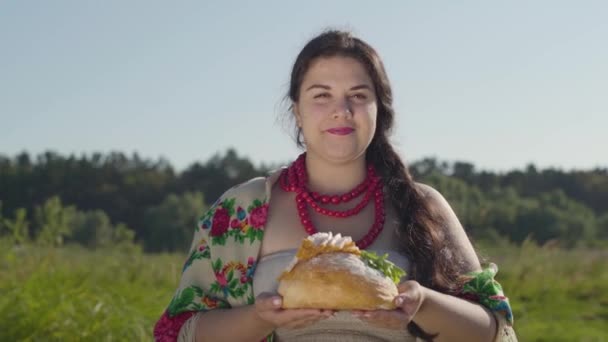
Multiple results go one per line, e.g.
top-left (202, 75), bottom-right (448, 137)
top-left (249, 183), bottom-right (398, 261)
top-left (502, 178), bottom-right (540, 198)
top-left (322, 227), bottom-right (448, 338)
top-left (277, 232), bottom-right (405, 310)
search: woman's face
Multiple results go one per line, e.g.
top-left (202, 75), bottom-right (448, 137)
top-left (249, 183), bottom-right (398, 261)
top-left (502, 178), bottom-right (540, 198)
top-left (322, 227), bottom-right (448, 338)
top-left (294, 56), bottom-right (378, 163)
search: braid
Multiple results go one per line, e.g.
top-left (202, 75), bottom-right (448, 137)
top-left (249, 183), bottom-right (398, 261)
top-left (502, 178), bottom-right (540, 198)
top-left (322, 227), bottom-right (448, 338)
top-left (367, 136), bottom-right (465, 341)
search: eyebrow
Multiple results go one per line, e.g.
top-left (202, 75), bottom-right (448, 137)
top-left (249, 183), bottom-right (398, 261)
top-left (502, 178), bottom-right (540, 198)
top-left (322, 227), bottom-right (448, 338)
top-left (305, 84), bottom-right (372, 91)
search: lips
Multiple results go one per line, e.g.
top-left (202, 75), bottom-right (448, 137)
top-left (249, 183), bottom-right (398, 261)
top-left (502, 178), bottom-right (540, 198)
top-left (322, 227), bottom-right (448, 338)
top-left (326, 127), bottom-right (354, 135)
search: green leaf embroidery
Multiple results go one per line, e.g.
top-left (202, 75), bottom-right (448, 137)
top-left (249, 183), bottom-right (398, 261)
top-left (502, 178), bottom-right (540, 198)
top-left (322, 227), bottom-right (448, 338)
top-left (193, 286), bottom-right (204, 297)
top-left (167, 286), bottom-right (199, 316)
top-left (183, 248), bottom-right (210, 272)
top-left (233, 288), bottom-right (244, 298)
top-left (463, 269), bottom-right (499, 296)
top-left (256, 229), bottom-right (264, 242)
top-left (212, 235), bottom-right (227, 246)
top-left (212, 258), bottom-right (223, 273)
top-left (224, 198), bottom-right (236, 216)
top-left (199, 210), bottom-right (213, 224)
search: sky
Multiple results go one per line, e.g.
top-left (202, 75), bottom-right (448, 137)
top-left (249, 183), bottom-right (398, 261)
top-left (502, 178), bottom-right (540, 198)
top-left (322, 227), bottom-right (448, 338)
top-left (1, 1), bottom-right (607, 172)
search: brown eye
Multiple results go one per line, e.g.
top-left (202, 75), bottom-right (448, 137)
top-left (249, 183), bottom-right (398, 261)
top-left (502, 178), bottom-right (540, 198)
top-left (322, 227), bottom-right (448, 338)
top-left (351, 93), bottom-right (367, 100)
top-left (314, 93), bottom-right (330, 99)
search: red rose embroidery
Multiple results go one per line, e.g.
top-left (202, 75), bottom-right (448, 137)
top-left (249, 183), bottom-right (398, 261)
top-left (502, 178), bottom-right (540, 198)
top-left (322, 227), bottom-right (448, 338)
top-left (230, 218), bottom-right (241, 229)
top-left (153, 310), bottom-right (195, 342)
top-left (248, 204), bottom-right (268, 229)
top-left (210, 207), bottom-right (230, 237)
top-left (215, 272), bottom-right (228, 286)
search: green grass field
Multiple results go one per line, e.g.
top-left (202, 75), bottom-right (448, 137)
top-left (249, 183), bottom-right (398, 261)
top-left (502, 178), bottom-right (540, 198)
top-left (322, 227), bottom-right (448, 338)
top-left (1, 239), bottom-right (606, 341)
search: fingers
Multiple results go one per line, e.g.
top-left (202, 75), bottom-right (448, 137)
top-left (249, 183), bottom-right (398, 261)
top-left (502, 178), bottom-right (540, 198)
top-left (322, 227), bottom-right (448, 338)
top-left (348, 284), bottom-right (425, 331)
top-left (397, 280), bottom-right (419, 293)
top-left (363, 310), bottom-right (403, 321)
top-left (352, 310), bottom-right (395, 320)
top-left (395, 280), bottom-right (424, 313)
top-left (278, 309), bottom-right (334, 328)
top-left (394, 293), bottom-right (414, 308)
top-left (320, 309), bottom-right (335, 315)
top-left (351, 310), bottom-right (366, 317)
top-left (283, 315), bottom-right (325, 330)
top-left (289, 309), bottom-right (333, 321)
top-left (255, 292), bottom-right (283, 312)
top-left (352, 310), bottom-right (408, 330)
top-left (256, 293), bottom-right (335, 315)
top-left (277, 310), bottom-right (332, 330)
top-left (255, 293), bottom-right (335, 329)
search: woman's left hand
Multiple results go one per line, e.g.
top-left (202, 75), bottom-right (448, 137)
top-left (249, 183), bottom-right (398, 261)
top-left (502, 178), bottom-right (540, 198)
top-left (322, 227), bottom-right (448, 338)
top-left (351, 280), bottom-right (426, 330)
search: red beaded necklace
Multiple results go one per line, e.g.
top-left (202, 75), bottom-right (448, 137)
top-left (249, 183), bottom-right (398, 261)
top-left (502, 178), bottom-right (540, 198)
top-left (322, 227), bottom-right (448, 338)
top-left (279, 153), bottom-right (385, 249)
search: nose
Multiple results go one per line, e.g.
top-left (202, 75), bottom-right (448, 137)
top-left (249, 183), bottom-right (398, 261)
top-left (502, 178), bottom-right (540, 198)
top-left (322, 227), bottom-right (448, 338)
top-left (333, 97), bottom-right (353, 118)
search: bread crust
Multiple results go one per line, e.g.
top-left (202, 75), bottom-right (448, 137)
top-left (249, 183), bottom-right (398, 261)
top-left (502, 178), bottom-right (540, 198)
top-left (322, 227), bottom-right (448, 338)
top-left (278, 252), bottom-right (398, 310)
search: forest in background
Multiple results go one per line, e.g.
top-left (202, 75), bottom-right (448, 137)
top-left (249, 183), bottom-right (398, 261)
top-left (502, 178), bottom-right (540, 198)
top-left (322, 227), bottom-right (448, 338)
top-left (1, 148), bottom-right (607, 252)
top-left (2, 149), bottom-right (607, 341)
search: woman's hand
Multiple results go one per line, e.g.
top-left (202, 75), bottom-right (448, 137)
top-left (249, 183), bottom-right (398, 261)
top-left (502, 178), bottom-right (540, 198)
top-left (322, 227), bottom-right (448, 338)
top-left (352, 280), bottom-right (426, 330)
top-left (254, 292), bottom-right (335, 330)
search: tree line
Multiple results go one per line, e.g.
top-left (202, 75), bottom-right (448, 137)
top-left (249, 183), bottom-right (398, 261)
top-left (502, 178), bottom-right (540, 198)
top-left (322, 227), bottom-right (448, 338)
top-left (1, 149), bottom-right (606, 252)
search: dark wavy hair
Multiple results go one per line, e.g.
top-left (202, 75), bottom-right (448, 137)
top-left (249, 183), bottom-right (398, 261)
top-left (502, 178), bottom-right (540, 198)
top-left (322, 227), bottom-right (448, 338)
top-left (286, 29), bottom-right (469, 341)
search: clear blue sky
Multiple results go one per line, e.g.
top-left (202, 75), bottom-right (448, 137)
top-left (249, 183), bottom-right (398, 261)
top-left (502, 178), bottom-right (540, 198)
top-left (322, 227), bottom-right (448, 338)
top-left (1, 1), bottom-right (606, 172)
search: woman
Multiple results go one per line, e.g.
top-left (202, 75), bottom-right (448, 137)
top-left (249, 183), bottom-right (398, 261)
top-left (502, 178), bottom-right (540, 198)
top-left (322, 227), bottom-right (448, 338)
top-left (154, 30), bottom-right (516, 342)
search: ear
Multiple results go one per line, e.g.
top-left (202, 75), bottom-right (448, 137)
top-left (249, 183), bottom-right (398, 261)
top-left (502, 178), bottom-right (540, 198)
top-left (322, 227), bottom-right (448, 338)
top-left (293, 103), bottom-right (302, 127)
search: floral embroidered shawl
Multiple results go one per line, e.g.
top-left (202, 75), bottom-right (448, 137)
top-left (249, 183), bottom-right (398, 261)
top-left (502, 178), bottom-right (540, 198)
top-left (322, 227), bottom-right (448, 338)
top-left (153, 171), bottom-right (516, 341)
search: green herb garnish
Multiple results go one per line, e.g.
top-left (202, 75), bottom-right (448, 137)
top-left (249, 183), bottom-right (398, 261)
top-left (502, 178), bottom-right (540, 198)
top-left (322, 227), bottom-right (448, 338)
top-left (360, 250), bottom-right (406, 284)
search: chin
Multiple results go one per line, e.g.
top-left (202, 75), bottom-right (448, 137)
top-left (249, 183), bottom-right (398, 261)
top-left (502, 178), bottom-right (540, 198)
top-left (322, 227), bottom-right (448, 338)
top-left (316, 154), bottom-right (361, 166)
top-left (314, 145), bottom-right (366, 164)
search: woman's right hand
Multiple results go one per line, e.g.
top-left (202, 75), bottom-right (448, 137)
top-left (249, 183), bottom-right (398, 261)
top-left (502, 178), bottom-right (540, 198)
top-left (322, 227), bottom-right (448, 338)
top-left (254, 292), bottom-right (334, 330)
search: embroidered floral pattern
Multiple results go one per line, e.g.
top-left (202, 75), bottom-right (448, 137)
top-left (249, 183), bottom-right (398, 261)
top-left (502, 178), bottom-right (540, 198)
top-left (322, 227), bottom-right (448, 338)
top-left (459, 263), bottom-right (514, 325)
top-left (167, 285), bottom-right (229, 316)
top-left (182, 238), bottom-right (210, 272)
top-left (210, 257), bottom-right (257, 304)
top-left (153, 310), bottom-right (195, 342)
top-left (201, 198), bottom-right (266, 246)
top-left (155, 192), bottom-right (269, 341)
top-left (249, 201), bottom-right (269, 228)
top-left (210, 206), bottom-right (231, 237)
top-left (156, 183), bottom-right (515, 342)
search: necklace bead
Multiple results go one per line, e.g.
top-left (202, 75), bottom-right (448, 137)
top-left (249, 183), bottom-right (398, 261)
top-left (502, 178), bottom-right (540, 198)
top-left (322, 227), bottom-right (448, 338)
top-left (279, 153), bottom-right (385, 249)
